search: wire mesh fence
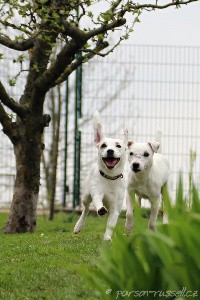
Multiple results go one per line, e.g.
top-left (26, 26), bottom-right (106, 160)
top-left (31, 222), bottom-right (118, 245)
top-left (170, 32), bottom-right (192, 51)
top-left (78, 44), bottom-right (200, 206)
top-left (0, 44), bottom-right (200, 208)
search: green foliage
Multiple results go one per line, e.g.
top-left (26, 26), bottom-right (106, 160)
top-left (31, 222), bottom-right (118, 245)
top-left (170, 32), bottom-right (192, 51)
top-left (88, 180), bottom-right (200, 299)
top-left (32, 63), bottom-right (40, 73)
top-left (8, 78), bottom-right (16, 86)
top-left (15, 54), bottom-right (26, 63)
top-left (100, 11), bottom-right (113, 22)
top-left (0, 0), bottom-right (194, 92)
top-left (188, 149), bottom-right (197, 208)
top-left (7, 113), bottom-right (15, 120)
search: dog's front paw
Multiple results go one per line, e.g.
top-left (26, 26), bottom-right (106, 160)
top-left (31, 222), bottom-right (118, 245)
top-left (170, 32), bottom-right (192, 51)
top-left (103, 234), bottom-right (112, 241)
top-left (73, 228), bottom-right (80, 234)
top-left (125, 214), bottom-right (134, 232)
top-left (125, 221), bottom-right (134, 232)
top-left (98, 206), bottom-right (108, 216)
top-left (148, 224), bottom-right (156, 231)
top-left (73, 223), bottom-right (81, 234)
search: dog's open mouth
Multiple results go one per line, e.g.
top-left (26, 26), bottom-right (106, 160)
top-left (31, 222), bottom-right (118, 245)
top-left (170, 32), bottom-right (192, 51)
top-left (102, 157), bottom-right (120, 169)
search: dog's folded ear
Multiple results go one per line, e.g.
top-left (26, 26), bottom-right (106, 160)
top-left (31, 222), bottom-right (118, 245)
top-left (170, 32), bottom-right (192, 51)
top-left (93, 111), bottom-right (103, 145)
top-left (127, 141), bottom-right (134, 148)
top-left (155, 130), bottom-right (162, 154)
top-left (148, 141), bottom-right (160, 153)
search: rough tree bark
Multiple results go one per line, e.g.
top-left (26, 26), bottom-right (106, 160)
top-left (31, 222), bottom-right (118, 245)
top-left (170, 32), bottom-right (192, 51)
top-left (3, 120), bottom-right (43, 233)
top-left (2, 28), bottom-right (54, 232)
top-left (3, 100), bottom-right (51, 233)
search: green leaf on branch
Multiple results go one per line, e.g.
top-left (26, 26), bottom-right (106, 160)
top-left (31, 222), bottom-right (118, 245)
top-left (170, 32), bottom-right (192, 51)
top-left (16, 55), bottom-right (26, 63)
top-left (33, 64), bottom-right (40, 73)
top-left (7, 113), bottom-right (15, 120)
top-left (9, 78), bottom-right (16, 86)
top-left (87, 11), bottom-right (94, 18)
top-left (45, 49), bottom-right (53, 56)
top-left (97, 34), bottom-right (104, 40)
top-left (24, 103), bottom-right (30, 109)
top-left (100, 11), bottom-right (112, 22)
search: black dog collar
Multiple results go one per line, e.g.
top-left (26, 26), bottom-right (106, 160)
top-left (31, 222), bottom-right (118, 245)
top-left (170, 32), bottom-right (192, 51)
top-left (99, 170), bottom-right (123, 180)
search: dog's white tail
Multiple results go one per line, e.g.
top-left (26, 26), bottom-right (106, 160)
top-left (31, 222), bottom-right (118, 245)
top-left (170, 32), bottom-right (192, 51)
top-left (155, 130), bottom-right (162, 154)
top-left (93, 111), bottom-right (103, 144)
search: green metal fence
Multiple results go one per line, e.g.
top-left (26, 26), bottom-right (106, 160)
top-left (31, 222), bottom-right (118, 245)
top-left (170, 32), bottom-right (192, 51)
top-left (0, 44), bottom-right (200, 208)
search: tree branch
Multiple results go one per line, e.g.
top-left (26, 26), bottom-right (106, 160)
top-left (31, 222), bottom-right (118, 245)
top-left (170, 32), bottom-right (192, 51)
top-left (129, 0), bottom-right (198, 10)
top-left (61, 19), bottom-right (86, 43)
top-left (0, 102), bottom-right (20, 144)
top-left (51, 40), bottom-right (109, 88)
top-left (35, 17), bottom-right (126, 91)
top-left (0, 81), bottom-right (28, 118)
top-left (23, 0), bottom-right (197, 94)
top-left (34, 39), bottom-right (85, 92)
top-left (85, 18), bottom-right (126, 39)
top-left (21, 31), bottom-right (58, 111)
top-left (82, 38), bottom-right (123, 58)
top-left (0, 20), bottom-right (32, 36)
top-left (0, 102), bottom-right (12, 133)
top-left (0, 35), bottom-right (34, 51)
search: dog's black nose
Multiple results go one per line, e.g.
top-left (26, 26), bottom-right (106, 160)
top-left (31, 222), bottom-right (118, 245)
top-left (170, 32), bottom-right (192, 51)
top-left (132, 163), bottom-right (140, 171)
top-left (107, 149), bottom-right (114, 156)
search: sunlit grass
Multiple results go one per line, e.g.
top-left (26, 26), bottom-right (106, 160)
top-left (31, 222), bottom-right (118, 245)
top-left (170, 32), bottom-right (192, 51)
top-left (0, 212), bottom-right (130, 300)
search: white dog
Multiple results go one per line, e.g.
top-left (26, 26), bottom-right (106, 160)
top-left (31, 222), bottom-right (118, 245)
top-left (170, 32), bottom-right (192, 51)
top-left (74, 111), bottom-right (127, 240)
top-left (125, 132), bottom-right (170, 231)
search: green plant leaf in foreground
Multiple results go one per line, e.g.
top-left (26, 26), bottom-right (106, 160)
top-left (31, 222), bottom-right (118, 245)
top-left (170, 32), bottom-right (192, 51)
top-left (87, 179), bottom-right (200, 299)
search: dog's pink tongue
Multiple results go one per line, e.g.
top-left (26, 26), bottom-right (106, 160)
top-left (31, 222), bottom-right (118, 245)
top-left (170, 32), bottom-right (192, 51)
top-left (106, 159), bottom-right (117, 167)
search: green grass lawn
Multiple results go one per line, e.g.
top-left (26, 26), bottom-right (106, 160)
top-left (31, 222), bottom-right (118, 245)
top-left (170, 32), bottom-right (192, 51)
top-left (0, 212), bottom-right (130, 300)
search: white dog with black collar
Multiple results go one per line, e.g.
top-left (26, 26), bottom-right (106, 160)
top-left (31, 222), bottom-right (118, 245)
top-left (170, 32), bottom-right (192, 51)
top-left (73, 111), bottom-right (127, 240)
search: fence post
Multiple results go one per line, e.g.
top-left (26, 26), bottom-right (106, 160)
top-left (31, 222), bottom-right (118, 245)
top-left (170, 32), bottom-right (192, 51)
top-left (73, 51), bottom-right (82, 209)
top-left (62, 79), bottom-right (69, 208)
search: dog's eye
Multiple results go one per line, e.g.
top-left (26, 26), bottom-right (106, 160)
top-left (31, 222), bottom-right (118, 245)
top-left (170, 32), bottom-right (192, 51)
top-left (144, 152), bottom-right (149, 157)
top-left (130, 152), bottom-right (134, 156)
top-left (116, 145), bottom-right (121, 148)
top-left (101, 143), bottom-right (107, 148)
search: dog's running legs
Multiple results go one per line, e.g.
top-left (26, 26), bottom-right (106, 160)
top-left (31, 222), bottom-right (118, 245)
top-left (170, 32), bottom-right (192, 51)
top-left (163, 209), bottom-right (169, 224)
top-left (104, 210), bottom-right (120, 241)
top-left (148, 199), bottom-right (160, 231)
top-left (73, 194), bottom-right (91, 234)
top-left (161, 183), bottom-right (170, 224)
top-left (93, 194), bottom-right (108, 216)
top-left (136, 195), bottom-right (142, 207)
top-left (162, 195), bottom-right (169, 225)
top-left (125, 190), bottom-right (134, 231)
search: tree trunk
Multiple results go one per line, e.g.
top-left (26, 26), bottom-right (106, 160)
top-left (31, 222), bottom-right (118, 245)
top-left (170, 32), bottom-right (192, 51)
top-left (3, 120), bottom-right (43, 233)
